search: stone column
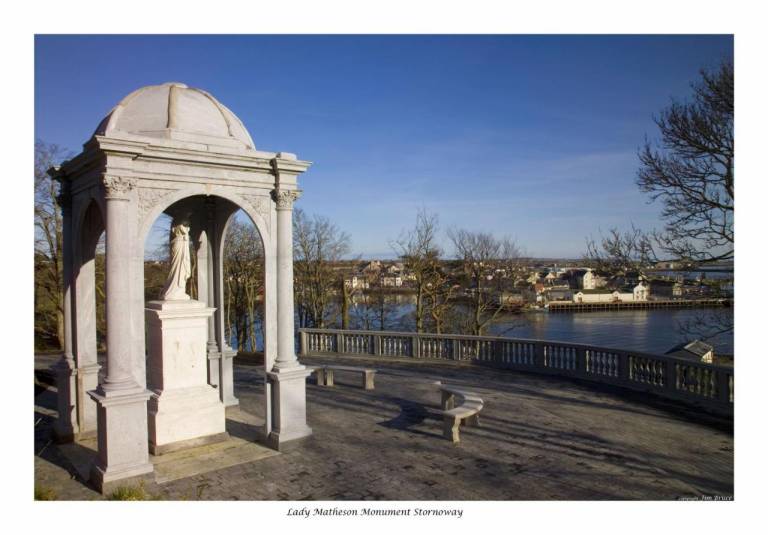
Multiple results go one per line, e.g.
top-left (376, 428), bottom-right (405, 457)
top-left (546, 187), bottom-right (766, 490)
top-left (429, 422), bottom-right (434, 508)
top-left (273, 189), bottom-right (301, 371)
top-left (213, 202), bottom-right (238, 407)
top-left (266, 187), bottom-right (312, 450)
top-left (87, 175), bottom-right (153, 493)
top-left (52, 183), bottom-right (78, 442)
top-left (204, 199), bottom-right (221, 388)
top-left (194, 217), bottom-right (219, 388)
top-left (73, 204), bottom-right (103, 438)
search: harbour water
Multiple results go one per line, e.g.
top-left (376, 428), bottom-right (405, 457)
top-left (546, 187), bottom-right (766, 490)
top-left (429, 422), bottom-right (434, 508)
top-left (486, 308), bottom-right (733, 355)
top-left (375, 303), bottom-right (734, 356)
top-left (235, 299), bottom-right (734, 357)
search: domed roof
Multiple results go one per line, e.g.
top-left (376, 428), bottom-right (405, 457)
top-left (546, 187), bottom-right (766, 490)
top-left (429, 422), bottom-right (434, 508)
top-left (93, 82), bottom-right (255, 150)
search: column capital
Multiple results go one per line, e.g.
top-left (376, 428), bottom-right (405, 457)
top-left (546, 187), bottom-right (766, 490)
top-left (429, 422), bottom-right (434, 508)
top-left (102, 175), bottom-right (137, 200)
top-left (271, 188), bottom-right (302, 211)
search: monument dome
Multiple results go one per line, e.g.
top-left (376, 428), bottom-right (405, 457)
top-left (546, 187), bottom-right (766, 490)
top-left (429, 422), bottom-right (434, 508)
top-left (93, 82), bottom-right (255, 150)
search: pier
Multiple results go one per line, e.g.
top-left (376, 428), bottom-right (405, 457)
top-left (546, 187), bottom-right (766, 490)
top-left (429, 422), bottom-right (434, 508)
top-left (546, 298), bottom-right (732, 313)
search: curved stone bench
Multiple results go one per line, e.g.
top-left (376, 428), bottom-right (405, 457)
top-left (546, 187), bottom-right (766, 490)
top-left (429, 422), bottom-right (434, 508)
top-left (435, 382), bottom-right (484, 443)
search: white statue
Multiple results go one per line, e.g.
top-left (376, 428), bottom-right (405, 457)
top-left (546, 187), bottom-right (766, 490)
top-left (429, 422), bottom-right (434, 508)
top-left (161, 220), bottom-right (192, 300)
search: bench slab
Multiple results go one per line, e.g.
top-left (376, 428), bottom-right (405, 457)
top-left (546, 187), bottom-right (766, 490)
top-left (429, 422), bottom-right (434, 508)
top-left (435, 382), bottom-right (484, 443)
top-left (310, 365), bottom-right (377, 390)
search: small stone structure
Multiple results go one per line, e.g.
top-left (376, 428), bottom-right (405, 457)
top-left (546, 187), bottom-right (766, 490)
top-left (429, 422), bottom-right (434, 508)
top-left (50, 82), bottom-right (313, 492)
top-left (311, 365), bottom-right (377, 390)
top-left (436, 383), bottom-right (484, 443)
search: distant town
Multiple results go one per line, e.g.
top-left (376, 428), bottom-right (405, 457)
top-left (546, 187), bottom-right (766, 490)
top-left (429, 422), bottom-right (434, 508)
top-left (339, 258), bottom-right (734, 309)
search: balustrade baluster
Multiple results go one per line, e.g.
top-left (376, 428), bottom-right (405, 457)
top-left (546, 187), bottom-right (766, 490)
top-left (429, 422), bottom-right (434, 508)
top-left (729, 375), bottom-right (734, 403)
top-left (296, 328), bottom-right (733, 411)
top-left (336, 333), bottom-right (343, 354)
top-left (716, 371), bottom-right (731, 403)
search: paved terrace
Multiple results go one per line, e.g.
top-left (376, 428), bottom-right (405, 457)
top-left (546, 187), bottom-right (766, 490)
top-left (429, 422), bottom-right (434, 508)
top-left (34, 354), bottom-right (733, 500)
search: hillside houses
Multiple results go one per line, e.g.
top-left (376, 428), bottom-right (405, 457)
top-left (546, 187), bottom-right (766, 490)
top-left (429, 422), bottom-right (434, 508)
top-left (340, 259), bottom-right (730, 309)
top-left (344, 260), bottom-right (415, 290)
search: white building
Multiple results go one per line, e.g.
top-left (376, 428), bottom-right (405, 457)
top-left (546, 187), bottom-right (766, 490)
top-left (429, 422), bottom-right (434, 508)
top-left (344, 274), bottom-right (369, 290)
top-left (581, 269), bottom-right (606, 290)
top-left (573, 290), bottom-right (617, 303)
top-left (633, 281), bottom-right (649, 301)
top-left (380, 274), bottom-right (402, 287)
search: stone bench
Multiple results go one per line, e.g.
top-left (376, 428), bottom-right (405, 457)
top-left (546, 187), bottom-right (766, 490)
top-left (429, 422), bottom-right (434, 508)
top-left (435, 382), bottom-right (484, 443)
top-left (310, 365), bottom-right (377, 390)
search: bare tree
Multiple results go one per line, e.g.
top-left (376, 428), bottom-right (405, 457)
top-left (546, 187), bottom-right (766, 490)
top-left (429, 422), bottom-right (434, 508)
top-left (637, 61), bottom-right (734, 342)
top-left (339, 276), bottom-right (353, 330)
top-left (350, 293), bottom-right (377, 331)
top-left (335, 258), bottom-right (362, 330)
top-left (223, 218), bottom-right (264, 352)
top-left (365, 279), bottom-right (398, 331)
top-left (293, 209), bottom-right (351, 329)
top-left (424, 263), bottom-right (458, 334)
top-left (638, 61), bottom-right (734, 264)
top-left (34, 140), bottom-right (71, 349)
top-left (585, 226), bottom-right (657, 277)
top-left (447, 229), bottom-right (523, 336)
top-left (391, 209), bottom-right (441, 333)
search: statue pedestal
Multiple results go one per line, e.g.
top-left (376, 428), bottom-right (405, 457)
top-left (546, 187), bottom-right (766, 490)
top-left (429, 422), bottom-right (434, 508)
top-left (266, 366), bottom-right (313, 450)
top-left (145, 300), bottom-right (228, 454)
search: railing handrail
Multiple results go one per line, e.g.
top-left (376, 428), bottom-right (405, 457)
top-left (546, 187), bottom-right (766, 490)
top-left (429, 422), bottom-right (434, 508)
top-left (299, 327), bottom-right (733, 415)
top-left (297, 327), bottom-right (732, 373)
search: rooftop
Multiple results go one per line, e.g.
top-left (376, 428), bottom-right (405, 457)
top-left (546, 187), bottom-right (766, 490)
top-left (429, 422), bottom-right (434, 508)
top-left (666, 340), bottom-right (715, 360)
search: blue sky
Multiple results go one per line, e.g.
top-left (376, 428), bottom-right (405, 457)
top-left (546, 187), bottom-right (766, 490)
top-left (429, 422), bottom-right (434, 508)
top-left (35, 35), bottom-right (733, 258)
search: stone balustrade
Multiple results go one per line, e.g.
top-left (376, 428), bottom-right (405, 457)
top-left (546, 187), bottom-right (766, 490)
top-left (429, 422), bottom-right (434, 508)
top-left (298, 328), bottom-right (734, 415)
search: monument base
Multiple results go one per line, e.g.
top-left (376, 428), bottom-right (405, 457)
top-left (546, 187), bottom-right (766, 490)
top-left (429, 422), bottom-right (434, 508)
top-left (145, 299), bottom-right (224, 456)
top-left (88, 386), bottom-right (155, 494)
top-left (148, 385), bottom-right (227, 455)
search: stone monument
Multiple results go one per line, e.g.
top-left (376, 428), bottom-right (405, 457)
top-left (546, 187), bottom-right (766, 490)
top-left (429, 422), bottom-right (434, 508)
top-left (52, 81), bottom-right (313, 492)
top-left (145, 219), bottom-right (227, 454)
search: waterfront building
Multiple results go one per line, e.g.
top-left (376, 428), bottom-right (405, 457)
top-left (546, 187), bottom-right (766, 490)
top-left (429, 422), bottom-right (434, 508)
top-left (573, 289), bottom-right (616, 303)
top-left (344, 274), bottom-right (370, 290)
top-left (650, 279), bottom-right (683, 298)
top-left (380, 273), bottom-right (403, 288)
top-left (498, 291), bottom-right (525, 306)
top-left (545, 286), bottom-right (573, 302)
top-left (633, 281), bottom-right (649, 301)
top-left (572, 288), bottom-right (643, 303)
